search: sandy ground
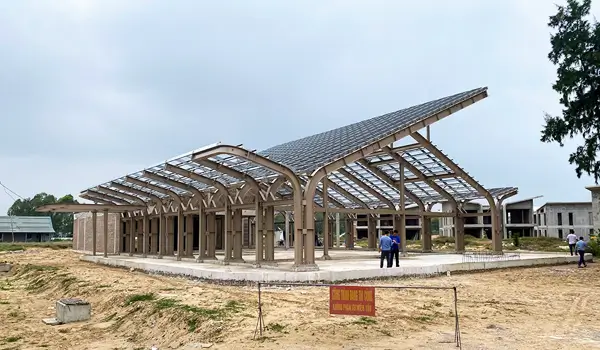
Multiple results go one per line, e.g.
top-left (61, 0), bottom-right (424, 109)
top-left (0, 249), bottom-right (598, 350)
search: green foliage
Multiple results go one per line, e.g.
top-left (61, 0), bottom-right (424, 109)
top-left (7, 192), bottom-right (78, 235)
top-left (124, 293), bottom-right (156, 306)
top-left (512, 232), bottom-right (520, 247)
top-left (541, 0), bottom-right (600, 182)
top-left (587, 231), bottom-right (600, 256)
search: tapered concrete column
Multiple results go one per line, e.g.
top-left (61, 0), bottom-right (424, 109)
top-left (335, 213), bottom-right (340, 247)
top-left (92, 211), bottom-right (97, 256)
top-left (284, 211), bottom-right (290, 250)
top-left (142, 214), bottom-right (149, 258)
top-left (197, 204), bottom-right (206, 262)
top-left (265, 206), bottom-right (275, 262)
top-left (185, 214), bottom-right (194, 257)
top-left (394, 214), bottom-right (407, 256)
top-left (177, 211), bottom-right (184, 261)
top-left (116, 217), bottom-right (123, 255)
top-left (158, 213), bottom-right (165, 259)
top-left (233, 209), bottom-right (244, 261)
top-left (128, 217), bottom-right (135, 256)
top-left (367, 215), bottom-right (377, 250)
top-left (345, 218), bottom-right (354, 249)
top-left (422, 216), bottom-right (432, 252)
top-left (150, 218), bottom-right (158, 254)
top-left (103, 209), bottom-right (108, 257)
top-left (207, 213), bottom-right (217, 259)
top-left (254, 201), bottom-right (264, 266)
top-left (328, 220), bottom-right (334, 248)
top-left (167, 216), bottom-right (174, 256)
top-left (322, 178), bottom-right (331, 259)
top-left (454, 215), bottom-right (465, 253)
top-left (221, 206), bottom-right (232, 264)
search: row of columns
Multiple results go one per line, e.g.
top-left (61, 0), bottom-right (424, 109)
top-left (111, 205), bottom-right (279, 266)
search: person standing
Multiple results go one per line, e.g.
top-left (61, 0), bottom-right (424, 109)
top-left (566, 229), bottom-right (578, 256)
top-left (378, 231), bottom-right (392, 268)
top-left (576, 236), bottom-right (588, 268)
top-left (390, 229), bottom-right (401, 267)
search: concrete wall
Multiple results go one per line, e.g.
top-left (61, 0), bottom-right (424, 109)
top-left (534, 203), bottom-right (593, 239)
top-left (73, 212), bottom-right (121, 254)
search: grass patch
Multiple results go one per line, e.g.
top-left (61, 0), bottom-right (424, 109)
top-left (0, 242), bottom-right (71, 252)
top-left (124, 293), bottom-right (156, 306)
top-left (96, 284), bottom-right (112, 289)
top-left (352, 316), bottom-right (377, 325)
top-left (412, 315), bottom-right (434, 323)
top-left (4, 336), bottom-right (21, 343)
top-left (154, 298), bottom-right (245, 332)
top-left (0, 300), bottom-right (9, 304)
top-left (265, 323), bottom-right (286, 333)
top-left (20, 264), bottom-right (58, 274)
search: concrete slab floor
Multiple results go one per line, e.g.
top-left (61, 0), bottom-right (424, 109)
top-left (80, 250), bottom-right (594, 283)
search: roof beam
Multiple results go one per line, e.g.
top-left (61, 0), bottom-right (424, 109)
top-left (368, 142), bottom-right (421, 157)
top-left (164, 163), bottom-right (234, 206)
top-left (383, 146), bottom-right (458, 210)
top-left (193, 158), bottom-right (265, 201)
top-left (96, 186), bottom-right (146, 205)
top-left (79, 195), bottom-right (115, 206)
top-left (142, 170), bottom-right (206, 207)
top-left (125, 176), bottom-right (186, 211)
top-left (81, 190), bottom-right (131, 205)
top-left (110, 182), bottom-right (166, 212)
top-left (356, 159), bottom-right (425, 210)
top-left (36, 203), bottom-right (146, 213)
top-left (337, 168), bottom-right (395, 209)
top-left (326, 179), bottom-right (369, 209)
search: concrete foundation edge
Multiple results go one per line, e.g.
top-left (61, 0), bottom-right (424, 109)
top-left (80, 254), bottom-right (593, 283)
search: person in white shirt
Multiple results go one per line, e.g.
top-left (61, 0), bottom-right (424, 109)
top-left (566, 229), bottom-right (578, 256)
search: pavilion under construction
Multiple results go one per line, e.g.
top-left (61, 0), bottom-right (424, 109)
top-left (38, 87), bottom-right (518, 272)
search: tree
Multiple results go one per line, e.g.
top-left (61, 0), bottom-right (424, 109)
top-left (541, 0), bottom-right (600, 182)
top-left (7, 193), bottom-right (78, 236)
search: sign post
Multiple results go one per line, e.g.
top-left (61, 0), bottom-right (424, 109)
top-left (329, 285), bottom-right (376, 317)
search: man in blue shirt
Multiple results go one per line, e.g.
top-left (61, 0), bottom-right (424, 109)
top-left (576, 236), bottom-right (588, 268)
top-left (390, 229), bottom-right (401, 267)
top-left (379, 231), bottom-right (392, 268)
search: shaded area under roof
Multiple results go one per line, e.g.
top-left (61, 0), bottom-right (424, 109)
top-left (0, 216), bottom-right (55, 234)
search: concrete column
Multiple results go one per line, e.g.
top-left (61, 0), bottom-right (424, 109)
top-left (197, 204), bottom-right (206, 262)
top-left (158, 213), bottom-right (165, 259)
top-left (207, 212), bottom-right (217, 259)
top-left (255, 201), bottom-right (264, 266)
top-left (223, 206), bottom-right (232, 264)
top-left (422, 216), bottom-right (432, 252)
top-left (335, 213), bottom-right (340, 247)
top-left (103, 210), bottom-right (108, 257)
top-left (322, 178), bottom-right (330, 259)
top-left (284, 211), bottom-right (290, 250)
top-left (150, 218), bottom-right (158, 254)
top-left (345, 218), bottom-right (354, 249)
top-left (265, 206), bottom-right (275, 261)
top-left (129, 217), bottom-right (135, 256)
top-left (455, 215), bottom-right (465, 253)
top-left (394, 214), bottom-right (407, 256)
top-left (328, 220), bottom-right (334, 248)
top-left (367, 216), bottom-right (377, 250)
top-left (142, 214), bottom-right (149, 258)
top-left (167, 216), bottom-right (175, 256)
top-left (186, 214), bottom-right (194, 257)
top-left (91, 211), bottom-right (97, 256)
top-left (177, 210), bottom-right (184, 261)
top-left (233, 209), bottom-right (244, 261)
top-left (116, 217), bottom-right (122, 255)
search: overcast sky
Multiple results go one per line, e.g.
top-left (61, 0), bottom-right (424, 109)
top-left (0, 0), bottom-right (596, 213)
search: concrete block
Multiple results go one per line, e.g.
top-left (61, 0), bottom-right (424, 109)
top-left (0, 263), bottom-right (12, 272)
top-left (56, 298), bottom-right (91, 324)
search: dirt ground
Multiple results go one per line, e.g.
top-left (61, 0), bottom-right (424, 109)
top-left (0, 249), bottom-right (598, 350)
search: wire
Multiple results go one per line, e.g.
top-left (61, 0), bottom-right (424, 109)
top-left (0, 181), bottom-right (24, 201)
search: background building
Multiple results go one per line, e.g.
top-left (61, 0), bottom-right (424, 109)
top-left (439, 198), bottom-right (536, 239)
top-left (533, 202), bottom-right (593, 239)
top-left (0, 216), bottom-right (55, 242)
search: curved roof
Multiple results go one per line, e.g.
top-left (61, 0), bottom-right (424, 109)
top-left (81, 87), bottom-right (517, 210)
